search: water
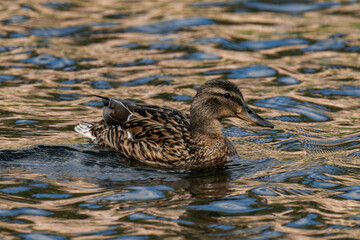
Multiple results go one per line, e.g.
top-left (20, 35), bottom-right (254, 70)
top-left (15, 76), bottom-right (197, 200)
top-left (0, 0), bottom-right (359, 239)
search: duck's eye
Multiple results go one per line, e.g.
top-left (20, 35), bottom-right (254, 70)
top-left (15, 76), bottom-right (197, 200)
top-left (224, 93), bottom-right (231, 99)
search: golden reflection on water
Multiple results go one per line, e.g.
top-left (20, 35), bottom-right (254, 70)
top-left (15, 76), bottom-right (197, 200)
top-left (1, 166), bottom-right (360, 238)
top-left (0, 0), bottom-right (359, 239)
top-left (0, 0), bottom-right (358, 149)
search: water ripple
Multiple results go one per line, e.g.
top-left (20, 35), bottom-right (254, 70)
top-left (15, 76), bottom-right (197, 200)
top-left (277, 76), bottom-right (301, 85)
top-left (204, 65), bottom-right (277, 78)
top-left (286, 213), bottom-right (321, 228)
top-left (300, 85), bottom-right (360, 98)
top-left (126, 17), bottom-right (215, 34)
top-left (302, 133), bottom-right (360, 154)
top-left (102, 186), bottom-right (173, 201)
top-left (29, 26), bottom-right (87, 37)
top-left (196, 37), bottom-right (309, 51)
top-left (177, 52), bottom-right (220, 60)
top-left (243, 1), bottom-right (340, 14)
top-left (1, 0), bottom-right (360, 239)
top-left (254, 96), bottom-right (332, 122)
top-left (20, 54), bottom-right (76, 70)
top-left (192, 1), bottom-right (341, 14)
top-left (302, 35), bottom-right (348, 51)
top-left (29, 22), bottom-right (118, 37)
top-left (20, 233), bottom-right (66, 240)
top-left (43, 1), bottom-right (73, 10)
top-left (186, 198), bottom-right (266, 213)
top-left (2, 15), bottom-right (28, 24)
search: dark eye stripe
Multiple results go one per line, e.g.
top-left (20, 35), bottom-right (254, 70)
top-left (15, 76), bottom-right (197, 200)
top-left (212, 92), bottom-right (242, 104)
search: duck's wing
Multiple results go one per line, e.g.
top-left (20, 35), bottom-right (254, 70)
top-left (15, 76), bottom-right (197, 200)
top-left (95, 95), bottom-right (132, 125)
top-left (96, 95), bottom-right (190, 127)
top-left (86, 96), bottom-right (191, 166)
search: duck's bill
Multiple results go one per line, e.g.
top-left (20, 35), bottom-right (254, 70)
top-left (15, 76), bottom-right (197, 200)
top-left (236, 104), bottom-right (274, 128)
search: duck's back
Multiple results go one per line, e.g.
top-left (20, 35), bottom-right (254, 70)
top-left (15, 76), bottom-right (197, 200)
top-left (75, 97), bottom-right (192, 167)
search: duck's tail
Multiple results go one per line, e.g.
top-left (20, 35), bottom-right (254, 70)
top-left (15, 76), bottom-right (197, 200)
top-left (75, 121), bottom-right (97, 142)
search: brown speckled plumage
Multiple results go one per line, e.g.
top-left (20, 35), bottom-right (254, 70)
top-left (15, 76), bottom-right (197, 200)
top-left (75, 79), bottom-right (273, 170)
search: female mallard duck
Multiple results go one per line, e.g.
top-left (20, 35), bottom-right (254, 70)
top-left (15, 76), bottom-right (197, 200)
top-left (75, 79), bottom-right (273, 170)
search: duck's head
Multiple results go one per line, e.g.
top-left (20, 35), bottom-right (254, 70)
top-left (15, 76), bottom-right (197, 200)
top-left (190, 79), bottom-right (273, 134)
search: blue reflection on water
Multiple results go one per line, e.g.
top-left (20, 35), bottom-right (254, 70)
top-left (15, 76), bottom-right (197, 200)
top-left (195, 37), bottom-right (308, 50)
top-left (112, 235), bottom-right (150, 240)
top-left (345, 45), bottom-right (360, 52)
top-left (243, 2), bottom-right (339, 14)
top-left (162, 218), bottom-right (194, 225)
top-left (43, 1), bottom-right (72, 10)
top-left (0, 32), bottom-right (28, 38)
top-left (208, 224), bottom-right (236, 230)
top-left (210, 225), bottom-right (282, 238)
top-left (29, 26), bottom-right (87, 37)
top-left (115, 58), bottom-right (156, 67)
top-left (190, 1), bottom-right (237, 8)
top-left (251, 187), bottom-right (278, 196)
top-left (102, 185), bottom-right (173, 201)
top-left (254, 96), bottom-right (330, 121)
top-left (255, 164), bottom-right (349, 184)
top-left (128, 212), bottom-right (157, 220)
top-left (349, 151), bottom-right (360, 157)
top-left (19, 233), bottom-right (66, 240)
top-left (120, 75), bottom-right (175, 86)
top-left (0, 186), bottom-right (30, 193)
top-left (300, 86), bottom-right (360, 97)
top-left (57, 78), bottom-right (83, 84)
top-left (15, 119), bottom-right (39, 124)
top-left (58, 93), bottom-right (85, 101)
top-left (311, 181), bottom-right (338, 188)
top-left (230, 38), bottom-right (306, 50)
top-left (82, 100), bottom-right (103, 107)
top-left (0, 208), bottom-right (53, 217)
top-left (149, 43), bottom-right (187, 51)
top-left (79, 202), bottom-right (104, 209)
top-left (328, 224), bottom-right (353, 230)
top-left (204, 65), bottom-right (276, 79)
top-left (336, 186), bottom-right (360, 200)
top-left (121, 76), bottom-right (157, 86)
top-left (193, 36), bottom-right (225, 44)
top-left (302, 35), bottom-right (347, 51)
top-left (0, 74), bottom-right (21, 82)
top-left (89, 80), bottom-right (114, 89)
top-left (20, 54), bottom-right (76, 70)
top-left (127, 212), bottom-right (193, 225)
top-left (32, 193), bottom-right (72, 199)
top-left (277, 76), bottom-right (300, 85)
top-left (116, 43), bottom-right (140, 49)
top-left (126, 17), bottom-right (215, 34)
top-left (8, 32), bottom-right (28, 38)
top-left (0, 46), bottom-right (18, 53)
top-left (192, 1), bottom-right (340, 14)
top-left (172, 95), bottom-right (193, 101)
top-left (21, 4), bottom-right (33, 10)
top-left (300, 68), bottom-right (320, 74)
top-left (2, 15), bottom-right (28, 24)
top-left (177, 52), bottom-right (220, 60)
top-left (286, 213), bottom-right (321, 228)
top-left (186, 198), bottom-right (266, 213)
top-left (29, 22), bottom-right (118, 38)
top-left (272, 116), bottom-right (302, 122)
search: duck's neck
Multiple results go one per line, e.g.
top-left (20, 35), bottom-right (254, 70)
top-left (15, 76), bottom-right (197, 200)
top-left (190, 104), bottom-right (223, 138)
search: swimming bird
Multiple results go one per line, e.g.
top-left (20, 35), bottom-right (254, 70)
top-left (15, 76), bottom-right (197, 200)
top-left (75, 79), bottom-right (273, 170)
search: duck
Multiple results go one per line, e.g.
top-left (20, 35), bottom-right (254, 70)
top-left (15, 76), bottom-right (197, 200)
top-left (75, 79), bottom-right (274, 170)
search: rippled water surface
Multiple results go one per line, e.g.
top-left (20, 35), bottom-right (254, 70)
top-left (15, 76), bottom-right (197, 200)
top-left (0, 0), bottom-right (360, 239)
